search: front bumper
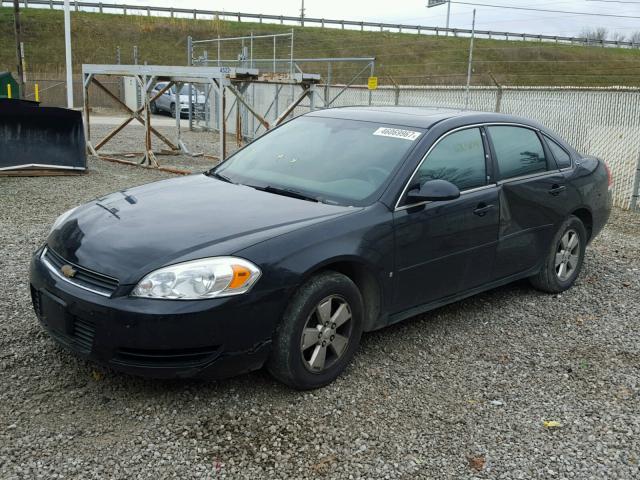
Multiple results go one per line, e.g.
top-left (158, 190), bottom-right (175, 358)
top-left (29, 247), bottom-right (284, 379)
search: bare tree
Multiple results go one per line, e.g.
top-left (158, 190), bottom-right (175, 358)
top-left (580, 27), bottom-right (608, 41)
top-left (610, 32), bottom-right (627, 43)
top-left (629, 31), bottom-right (640, 45)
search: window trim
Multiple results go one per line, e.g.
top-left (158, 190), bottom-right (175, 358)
top-left (484, 124), bottom-right (551, 182)
top-left (394, 122), bottom-right (540, 211)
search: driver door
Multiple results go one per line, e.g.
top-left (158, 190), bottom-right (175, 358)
top-left (392, 127), bottom-right (500, 312)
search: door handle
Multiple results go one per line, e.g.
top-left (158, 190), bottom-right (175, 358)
top-left (548, 184), bottom-right (566, 196)
top-left (473, 203), bottom-right (495, 217)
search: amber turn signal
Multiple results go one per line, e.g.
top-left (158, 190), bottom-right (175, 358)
top-left (229, 264), bottom-right (252, 289)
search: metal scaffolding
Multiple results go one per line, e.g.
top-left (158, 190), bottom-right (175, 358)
top-left (81, 64), bottom-right (321, 171)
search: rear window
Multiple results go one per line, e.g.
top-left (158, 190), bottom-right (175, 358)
top-left (545, 136), bottom-right (572, 169)
top-left (488, 126), bottom-right (547, 180)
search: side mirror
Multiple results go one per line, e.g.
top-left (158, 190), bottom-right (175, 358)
top-left (406, 179), bottom-right (461, 203)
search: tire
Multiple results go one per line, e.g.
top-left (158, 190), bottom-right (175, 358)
top-left (170, 103), bottom-right (177, 118)
top-left (267, 271), bottom-right (364, 389)
top-left (150, 101), bottom-right (158, 114)
top-left (529, 215), bottom-right (587, 293)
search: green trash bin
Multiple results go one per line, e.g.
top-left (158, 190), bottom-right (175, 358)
top-left (0, 72), bottom-right (19, 99)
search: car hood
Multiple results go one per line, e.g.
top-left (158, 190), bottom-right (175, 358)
top-left (46, 174), bottom-right (356, 284)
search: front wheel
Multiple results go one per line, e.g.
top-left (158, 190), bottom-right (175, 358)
top-left (170, 103), bottom-right (177, 118)
top-left (267, 271), bottom-right (364, 389)
top-left (530, 215), bottom-right (587, 293)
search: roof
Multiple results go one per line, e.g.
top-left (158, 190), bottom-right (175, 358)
top-left (307, 106), bottom-right (537, 130)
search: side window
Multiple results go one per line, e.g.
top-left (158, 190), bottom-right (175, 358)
top-left (488, 126), bottom-right (547, 180)
top-left (545, 136), bottom-right (572, 169)
top-left (414, 128), bottom-right (487, 192)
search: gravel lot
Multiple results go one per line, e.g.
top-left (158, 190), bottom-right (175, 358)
top-left (1, 157), bottom-right (639, 479)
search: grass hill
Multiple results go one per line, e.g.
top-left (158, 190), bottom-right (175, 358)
top-left (2, 7), bottom-right (640, 87)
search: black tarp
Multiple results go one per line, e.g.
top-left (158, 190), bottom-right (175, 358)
top-left (0, 99), bottom-right (86, 172)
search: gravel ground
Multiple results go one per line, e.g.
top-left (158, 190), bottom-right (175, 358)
top-left (1, 158), bottom-right (639, 479)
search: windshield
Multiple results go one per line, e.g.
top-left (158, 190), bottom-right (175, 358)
top-left (213, 116), bottom-right (424, 206)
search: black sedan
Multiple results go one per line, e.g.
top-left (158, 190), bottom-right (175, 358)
top-left (30, 107), bottom-right (612, 389)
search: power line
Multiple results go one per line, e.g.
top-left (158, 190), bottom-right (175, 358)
top-left (585, 0), bottom-right (640, 4)
top-left (450, 1), bottom-right (640, 18)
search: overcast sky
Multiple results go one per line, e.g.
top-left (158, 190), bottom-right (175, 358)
top-left (111, 0), bottom-right (640, 38)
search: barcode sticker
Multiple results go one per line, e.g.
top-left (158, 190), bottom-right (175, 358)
top-left (373, 127), bottom-right (422, 141)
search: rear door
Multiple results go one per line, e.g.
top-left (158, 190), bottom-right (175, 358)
top-left (392, 126), bottom-right (500, 311)
top-left (486, 125), bottom-right (567, 280)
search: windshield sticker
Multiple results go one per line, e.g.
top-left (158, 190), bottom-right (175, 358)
top-left (373, 127), bottom-right (422, 141)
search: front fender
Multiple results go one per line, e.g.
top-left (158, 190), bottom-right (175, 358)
top-left (235, 203), bottom-right (395, 324)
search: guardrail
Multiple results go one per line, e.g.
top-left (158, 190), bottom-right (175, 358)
top-left (5, 0), bottom-right (640, 49)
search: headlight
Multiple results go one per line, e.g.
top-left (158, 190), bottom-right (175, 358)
top-left (50, 206), bottom-right (78, 233)
top-left (131, 257), bottom-right (261, 300)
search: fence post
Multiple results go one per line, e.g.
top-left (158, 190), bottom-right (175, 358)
top-left (495, 86), bottom-right (503, 112)
top-left (632, 154), bottom-right (640, 211)
top-left (325, 62), bottom-right (332, 106)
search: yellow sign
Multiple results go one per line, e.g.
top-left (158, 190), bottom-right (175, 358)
top-left (367, 76), bottom-right (378, 90)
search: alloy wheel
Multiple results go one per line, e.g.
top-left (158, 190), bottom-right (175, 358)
top-left (555, 229), bottom-right (580, 281)
top-left (300, 295), bottom-right (353, 373)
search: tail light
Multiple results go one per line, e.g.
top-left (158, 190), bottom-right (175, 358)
top-left (603, 161), bottom-right (613, 189)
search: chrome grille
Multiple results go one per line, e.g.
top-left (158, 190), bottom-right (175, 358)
top-left (42, 247), bottom-right (119, 297)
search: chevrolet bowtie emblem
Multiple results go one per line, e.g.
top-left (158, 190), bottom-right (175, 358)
top-left (61, 264), bottom-right (77, 278)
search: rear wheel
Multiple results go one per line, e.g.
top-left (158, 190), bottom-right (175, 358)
top-left (267, 271), bottom-right (363, 389)
top-left (530, 215), bottom-right (587, 293)
top-left (170, 103), bottom-right (177, 118)
top-left (150, 101), bottom-right (158, 114)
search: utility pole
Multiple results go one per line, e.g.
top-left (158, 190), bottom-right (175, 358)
top-left (465, 9), bottom-right (476, 110)
top-left (427, 0), bottom-right (451, 36)
top-left (13, 0), bottom-right (25, 98)
top-left (300, 0), bottom-right (305, 26)
top-left (64, 0), bottom-right (74, 108)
